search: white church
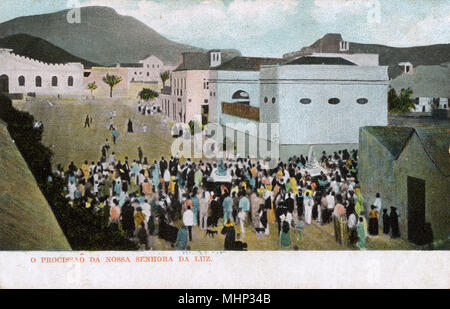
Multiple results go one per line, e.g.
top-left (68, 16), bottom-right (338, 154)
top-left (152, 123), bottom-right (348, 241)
top-left (0, 48), bottom-right (84, 97)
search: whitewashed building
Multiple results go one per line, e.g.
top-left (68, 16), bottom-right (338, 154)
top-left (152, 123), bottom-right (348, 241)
top-left (0, 48), bottom-right (84, 96)
top-left (209, 55), bottom-right (389, 160)
top-left (260, 56), bottom-right (389, 158)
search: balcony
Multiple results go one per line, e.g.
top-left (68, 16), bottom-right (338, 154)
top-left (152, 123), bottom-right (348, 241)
top-left (222, 102), bottom-right (260, 122)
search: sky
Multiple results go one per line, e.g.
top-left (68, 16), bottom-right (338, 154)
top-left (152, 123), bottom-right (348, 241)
top-left (0, 0), bottom-right (449, 57)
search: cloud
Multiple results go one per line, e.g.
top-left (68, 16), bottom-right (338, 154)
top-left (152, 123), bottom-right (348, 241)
top-left (310, 0), bottom-right (370, 22)
top-left (80, 0), bottom-right (299, 42)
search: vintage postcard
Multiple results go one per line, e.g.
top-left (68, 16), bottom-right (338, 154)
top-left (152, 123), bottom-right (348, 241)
top-left (0, 0), bottom-right (448, 289)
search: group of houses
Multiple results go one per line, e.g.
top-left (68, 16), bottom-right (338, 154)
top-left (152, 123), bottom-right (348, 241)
top-left (0, 47), bottom-right (175, 99)
top-left (0, 38), bottom-right (448, 247)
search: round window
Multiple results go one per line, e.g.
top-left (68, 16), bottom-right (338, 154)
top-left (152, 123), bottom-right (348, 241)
top-left (328, 98), bottom-right (340, 105)
top-left (300, 98), bottom-right (311, 104)
top-left (357, 98), bottom-right (368, 104)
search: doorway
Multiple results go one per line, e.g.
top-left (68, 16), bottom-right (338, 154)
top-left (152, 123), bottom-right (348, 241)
top-left (201, 105), bottom-right (209, 126)
top-left (407, 176), bottom-right (426, 244)
top-left (0, 74), bottom-right (9, 94)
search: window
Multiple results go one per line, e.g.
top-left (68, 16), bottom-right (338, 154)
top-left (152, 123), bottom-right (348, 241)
top-left (68, 76), bottom-right (74, 87)
top-left (356, 98), bottom-right (368, 105)
top-left (52, 76), bottom-right (58, 87)
top-left (264, 97), bottom-right (268, 103)
top-left (147, 72), bottom-right (149, 76)
top-left (147, 65), bottom-right (149, 68)
top-left (300, 98), bottom-right (311, 104)
top-left (272, 97), bottom-right (276, 104)
top-left (204, 99), bottom-right (208, 103)
top-left (152, 65), bottom-right (155, 68)
top-left (232, 90), bottom-right (249, 100)
top-left (339, 41), bottom-right (349, 51)
top-left (328, 98), bottom-right (340, 105)
top-left (35, 76), bottom-right (42, 87)
top-left (18, 76), bottom-right (25, 86)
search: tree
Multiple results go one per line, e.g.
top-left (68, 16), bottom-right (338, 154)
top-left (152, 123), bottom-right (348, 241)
top-left (160, 71), bottom-right (170, 87)
top-left (87, 82), bottom-right (98, 95)
top-left (138, 88), bottom-right (159, 101)
top-left (388, 87), bottom-right (416, 113)
top-left (102, 74), bottom-right (122, 97)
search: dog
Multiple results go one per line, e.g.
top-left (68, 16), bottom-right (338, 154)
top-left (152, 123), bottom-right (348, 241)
top-left (205, 229), bottom-right (218, 238)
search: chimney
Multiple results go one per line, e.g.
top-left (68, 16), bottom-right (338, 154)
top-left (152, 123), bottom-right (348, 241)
top-left (210, 51), bottom-right (222, 68)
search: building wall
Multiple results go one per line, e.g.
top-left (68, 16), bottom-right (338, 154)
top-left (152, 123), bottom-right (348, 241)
top-left (212, 70), bottom-right (261, 123)
top-left (358, 128), bottom-right (398, 215)
top-left (393, 134), bottom-right (450, 242)
top-left (0, 49), bottom-right (84, 96)
top-left (182, 70), bottom-right (210, 123)
top-left (260, 64), bottom-right (389, 145)
top-left (84, 66), bottom-right (129, 97)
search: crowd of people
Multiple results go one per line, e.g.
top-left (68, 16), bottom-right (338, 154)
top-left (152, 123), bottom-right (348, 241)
top-left (54, 146), bottom-right (401, 251)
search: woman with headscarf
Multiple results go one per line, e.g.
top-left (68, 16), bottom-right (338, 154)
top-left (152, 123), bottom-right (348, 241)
top-left (356, 217), bottom-right (366, 250)
top-left (175, 226), bottom-right (188, 250)
top-left (221, 218), bottom-right (236, 250)
top-left (355, 188), bottom-right (365, 215)
top-left (280, 220), bottom-right (292, 248)
top-left (151, 162), bottom-right (160, 192)
top-left (390, 207), bottom-right (400, 238)
top-left (368, 205), bottom-right (379, 236)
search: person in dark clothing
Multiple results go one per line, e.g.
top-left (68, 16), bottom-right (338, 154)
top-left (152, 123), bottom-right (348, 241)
top-left (84, 114), bottom-right (90, 128)
top-left (137, 222), bottom-right (148, 249)
top-left (221, 218), bottom-right (236, 250)
top-left (382, 209), bottom-right (390, 235)
top-left (138, 147), bottom-right (143, 163)
top-left (390, 207), bottom-right (400, 238)
top-left (121, 201), bottom-right (135, 238)
top-left (368, 205), bottom-right (379, 236)
top-left (127, 119), bottom-right (133, 133)
top-left (210, 197), bottom-right (221, 227)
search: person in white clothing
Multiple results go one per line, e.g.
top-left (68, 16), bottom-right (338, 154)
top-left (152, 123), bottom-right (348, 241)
top-left (183, 206), bottom-right (194, 241)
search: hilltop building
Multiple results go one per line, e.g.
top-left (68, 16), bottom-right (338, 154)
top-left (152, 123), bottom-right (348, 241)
top-left (359, 126), bottom-right (449, 246)
top-left (0, 48), bottom-right (84, 97)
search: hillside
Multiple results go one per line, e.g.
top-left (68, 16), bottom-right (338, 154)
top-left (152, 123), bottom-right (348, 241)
top-left (0, 6), bottom-right (206, 66)
top-left (283, 33), bottom-right (450, 79)
top-left (390, 62), bottom-right (450, 98)
top-left (0, 34), bottom-right (98, 68)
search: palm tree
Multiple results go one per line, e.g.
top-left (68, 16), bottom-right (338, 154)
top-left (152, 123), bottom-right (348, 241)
top-left (102, 74), bottom-right (122, 97)
top-left (160, 71), bottom-right (170, 88)
top-left (87, 82), bottom-right (98, 96)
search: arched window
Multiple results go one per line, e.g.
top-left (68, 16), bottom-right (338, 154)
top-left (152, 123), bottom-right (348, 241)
top-left (356, 98), bottom-right (368, 104)
top-left (272, 97), bottom-right (276, 104)
top-left (68, 76), bottom-right (74, 87)
top-left (232, 90), bottom-right (249, 100)
top-left (52, 76), bottom-right (58, 87)
top-left (264, 97), bottom-right (268, 103)
top-left (35, 76), bottom-right (42, 87)
top-left (328, 98), bottom-right (340, 105)
top-left (300, 98), bottom-right (311, 104)
top-left (18, 76), bottom-right (25, 86)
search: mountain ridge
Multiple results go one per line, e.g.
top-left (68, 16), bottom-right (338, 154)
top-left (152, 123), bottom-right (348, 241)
top-left (0, 33), bottom-right (98, 68)
top-left (0, 6), bottom-right (208, 66)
